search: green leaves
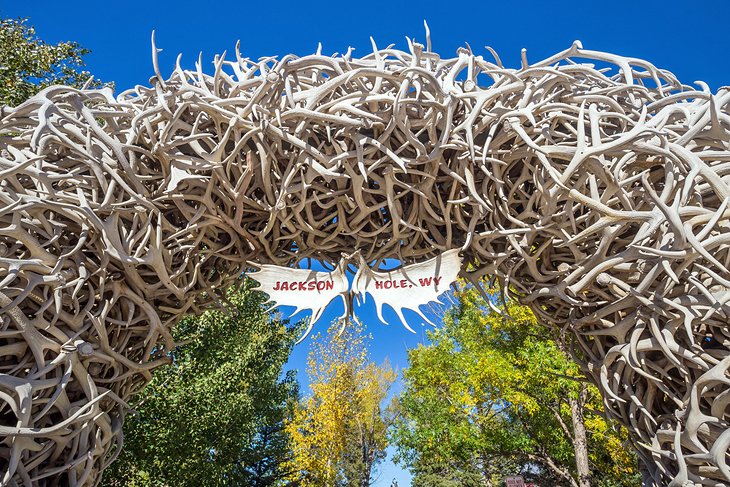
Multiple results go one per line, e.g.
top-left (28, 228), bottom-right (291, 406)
top-left (392, 286), bottom-right (639, 486)
top-left (0, 18), bottom-right (110, 107)
top-left (101, 279), bottom-right (300, 487)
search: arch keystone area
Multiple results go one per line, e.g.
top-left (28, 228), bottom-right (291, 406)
top-left (1, 38), bottom-right (730, 485)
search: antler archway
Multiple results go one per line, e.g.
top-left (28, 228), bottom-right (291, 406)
top-left (1, 37), bottom-right (729, 485)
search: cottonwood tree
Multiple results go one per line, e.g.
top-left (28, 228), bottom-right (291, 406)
top-left (102, 280), bottom-right (300, 487)
top-left (392, 286), bottom-right (640, 487)
top-left (285, 320), bottom-right (396, 487)
top-left (0, 17), bottom-right (107, 106)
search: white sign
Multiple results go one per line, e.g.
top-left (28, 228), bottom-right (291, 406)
top-left (248, 260), bottom-right (349, 341)
top-left (248, 249), bottom-right (462, 338)
top-left (352, 249), bottom-right (461, 332)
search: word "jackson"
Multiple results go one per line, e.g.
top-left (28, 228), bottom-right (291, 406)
top-left (272, 280), bottom-right (335, 291)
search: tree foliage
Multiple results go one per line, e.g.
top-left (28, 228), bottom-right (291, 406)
top-left (392, 285), bottom-right (640, 487)
top-left (285, 320), bottom-right (396, 487)
top-left (0, 17), bottom-right (107, 106)
top-left (102, 280), bottom-right (300, 487)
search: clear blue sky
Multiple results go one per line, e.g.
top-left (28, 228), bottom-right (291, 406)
top-left (4, 0), bottom-right (729, 485)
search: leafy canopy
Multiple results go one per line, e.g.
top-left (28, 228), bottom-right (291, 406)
top-left (102, 280), bottom-right (300, 487)
top-left (392, 285), bottom-right (639, 487)
top-left (285, 319), bottom-right (397, 487)
top-left (0, 17), bottom-right (108, 106)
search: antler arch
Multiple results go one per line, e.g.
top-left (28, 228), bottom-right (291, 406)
top-left (1, 38), bottom-right (729, 485)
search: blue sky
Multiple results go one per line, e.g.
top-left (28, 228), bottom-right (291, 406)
top-left (4, 0), bottom-right (729, 484)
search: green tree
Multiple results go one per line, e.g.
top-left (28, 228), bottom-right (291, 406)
top-left (392, 285), bottom-right (640, 487)
top-left (285, 319), bottom-right (397, 487)
top-left (0, 17), bottom-right (107, 106)
top-left (102, 280), bottom-right (300, 487)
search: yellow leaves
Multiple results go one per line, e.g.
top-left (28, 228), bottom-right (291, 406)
top-left (398, 282), bottom-right (640, 484)
top-left (284, 319), bottom-right (395, 486)
top-left (584, 413), bottom-right (637, 477)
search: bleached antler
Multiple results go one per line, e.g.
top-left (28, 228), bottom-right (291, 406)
top-left (1, 36), bottom-right (729, 485)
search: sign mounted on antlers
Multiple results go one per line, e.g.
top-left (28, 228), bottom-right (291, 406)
top-left (248, 249), bottom-right (462, 339)
top-left (1, 27), bottom-right (730, 486)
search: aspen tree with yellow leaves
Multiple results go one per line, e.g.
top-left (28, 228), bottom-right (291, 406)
top-left (285, 320), bottom-right (397, 487)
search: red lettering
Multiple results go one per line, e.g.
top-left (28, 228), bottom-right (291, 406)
top-left (316, 281), bottom-right (325, 291)
top-left (375, 281), bottom-right (383, 289)
top-left (384, 281), bottom-right (392, 289)
top-left (280, 281), bottom-right (289, 291)
top-left (273, 281), bottom-right (281, 290)
top-left (308, 281), bottom-right (316, 291)
top-left (400, 279), bottom-right (408, 288)
top-left (297, 282), bottom-right (306, 291)
top-left (325, 281), bottom-right (333, 291)
top-left (418, 277), bottom-right (432, 287)
top-left (433, 276), bottom-right (442, 287)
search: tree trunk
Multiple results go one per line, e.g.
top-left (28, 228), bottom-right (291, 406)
top-left (526, 453), bottom-right (579, 487)
top-left (569, 383), bottom-right (591, 487)
top-left (360, 424), bottom-right (373, 487)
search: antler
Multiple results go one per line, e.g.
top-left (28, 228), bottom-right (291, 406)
top-left (0, 36), bottom-right (729, 485)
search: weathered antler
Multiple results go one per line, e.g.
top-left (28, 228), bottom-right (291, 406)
top-left (1, 36), bottom-right (729, 485)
